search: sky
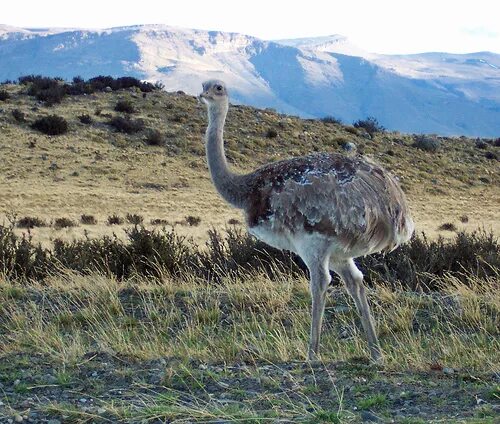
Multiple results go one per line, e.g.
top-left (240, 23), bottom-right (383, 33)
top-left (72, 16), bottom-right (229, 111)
top-left (2, 0), bottom-right (499, 54)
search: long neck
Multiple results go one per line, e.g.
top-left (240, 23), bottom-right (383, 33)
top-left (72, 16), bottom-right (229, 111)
top-left (206, 101), bottom-right (247, 209)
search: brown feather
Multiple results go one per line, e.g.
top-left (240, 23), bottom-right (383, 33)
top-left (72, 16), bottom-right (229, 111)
top-left (244, 153), bottom-right (413, 256)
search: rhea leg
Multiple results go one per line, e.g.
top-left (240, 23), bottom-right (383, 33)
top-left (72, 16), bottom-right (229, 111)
top-left (332, 258), bottom-right (383, 363)
top-left (302, 253), bottom-right (331, 361)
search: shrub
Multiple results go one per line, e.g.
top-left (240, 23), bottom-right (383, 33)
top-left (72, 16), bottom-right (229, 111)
top-left (31, 115), bottom-right (68, 135)
top-left (413, 135), bottom-right (441, 152)
top-left (12, 109), bottom-right (25, 122)
top-left (353, 116), bottom-right (385, 135)
top-left (475, 140), bottom-right (488, 149)
top-left (78, 114), bottom-right (93, 124)
top-left (34, 84), bottom-right (67, 105)
top-left (126, 213), bottom-right (144, 225)
top-left (265, 128), bottom-right (278, 138)
top-left (53, 217), bottom-right (77, 229)
top-left (107, 215), bottom-right (124, 225)
top-left (438, 222), bottom-right (457, 232)
top-left (16, 216), bottom-right (47, 228)
top-left (144, 129), bottom-right (165, 146)
top-left (459, 215), bottom-right (469, 223)
top-left (108, 116), bottom-right (145, 134)
top-left (228, 218), bottom-right (241, 225)
top-left (185, 216), bottom-right (201, 226)
top-left (150, 218), bottom-right (169, 226)
top-left (0, 89), bottom-right (10, 101)
top-left (320, 116), bottom-right (342, 125)
top-left (485, 151), bottom-right (498, 161)
top-left (0, 223), bottom-right (497, 289)
top-left (114, 99), bottom-right (136, 113)
top-left (80, 214), bottom-right (97, 225)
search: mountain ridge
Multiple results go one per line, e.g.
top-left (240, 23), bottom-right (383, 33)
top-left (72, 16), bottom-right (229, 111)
top-left (1, 24), bottom-right (499, 137)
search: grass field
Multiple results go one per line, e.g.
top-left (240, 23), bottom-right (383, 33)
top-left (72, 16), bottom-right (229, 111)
top-left (0, 80), bottom-right (499, 422)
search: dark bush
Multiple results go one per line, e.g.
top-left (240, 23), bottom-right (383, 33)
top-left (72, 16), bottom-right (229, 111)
top-left (150, 218), bottom-right (169, 226)
top-left (228, 218), bottom-right (241, 225)
top-left (0, 221), bottom-right (498, 290)
top-left (126, 213), bottom-right (144, 225)
top-left (459, 215), bottom-right (469, 223)
top-left (108, 116), bottom-right (145, 134)
top-left (320, 116), bottom-right (342, 125)
top-left (475, 140), bottom-right (488, 149)
top-left (185, 216), bottom-right (201, 226)
top-left (80, 214), bottom-right (97, 225)
top-left (265, 128), bottom-right (278, 138)
top-left (12, 109), bottom-right (25, 122)
top-left (413, 135), bottom-right (441, 152)
top-left (34, 84), bottom-right (67, 105)
top-left (107, 215), bottom-right (124, 225)
top-left (144, 129), bottom-right (165, 146)
top-left (353, 116), bottom-right (385, 135)
top-left (114, 99), bottom-right (136, 113)
top-left (0, 90), bottom-right (10, 101)
top-left (31, 115), bottom-right (68, 135)
top-left (78, 114), bottom-right (93, 124)
top-left (438, 222), bottom-right (457, 232)
top-left (485, 151), bottom-right (498, 160)
top-left (54, 217), bottom-right (77, 229)
top-left (16, 216), bottom-right (47, 228)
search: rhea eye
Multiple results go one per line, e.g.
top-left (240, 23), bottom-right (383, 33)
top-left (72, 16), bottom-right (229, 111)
top-left (215, 85), bottom-right (223, 91)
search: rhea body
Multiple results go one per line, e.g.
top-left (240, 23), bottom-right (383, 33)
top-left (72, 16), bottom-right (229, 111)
top-left (200, 80), bottom-right (414, 361)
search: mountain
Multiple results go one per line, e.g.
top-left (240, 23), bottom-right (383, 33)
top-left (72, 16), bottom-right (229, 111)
top-left (1, 24), bottom-right (499, 137)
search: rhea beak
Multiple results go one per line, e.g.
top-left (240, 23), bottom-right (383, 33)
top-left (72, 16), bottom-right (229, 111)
top-left (198, 92), bottom-right (210, 104)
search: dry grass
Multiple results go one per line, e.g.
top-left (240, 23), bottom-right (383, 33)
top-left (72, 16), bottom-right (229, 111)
top-left (1, 269), bottom-right (498, 372)
top-left (0, 83), bottom-right (498, 247)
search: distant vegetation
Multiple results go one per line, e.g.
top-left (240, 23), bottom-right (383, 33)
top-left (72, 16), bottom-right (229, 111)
top-left (353, 116), bottom-right (385, 136)
top-left (15, 74), bottom-right (162, 106)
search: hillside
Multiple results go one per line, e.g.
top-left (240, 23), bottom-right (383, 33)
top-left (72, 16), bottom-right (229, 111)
top-left (0, 79), bottom-right (498, 246)
top-left (1, 24), bottom-right (500, 136)
top-left (0, 79), bottom-right (499, 423)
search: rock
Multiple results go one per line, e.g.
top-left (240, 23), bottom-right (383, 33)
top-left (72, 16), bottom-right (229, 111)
top-left (361, 410), bottom-right (380, 422)
top-left (443, 367), bottom-right (455, 375)
top-left (47, 419), bottom-right (62, 424)
top-left (14, 415), bottom-right (23, 423)
top-left (97, 408), bottom-right (106, 414)
top-left (79, 398), bottom-right (87, 403)
top-left (342, 142), bottom-right (357, 152)
top-left (13, 379), bottom-right (21, 386)
top-left (104, 86), bottom-right (113, 93)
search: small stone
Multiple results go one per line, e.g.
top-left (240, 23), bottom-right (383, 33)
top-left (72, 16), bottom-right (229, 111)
top-left (47, 419), bottom-right (61, 424)
top-left (91, 371), bottom-right (98, 377)
top-left (79, 398), bottom-right (87, 403)
top-left (443, 367), bottom-right (455, 375)
top-left (14, 415), bottom-right (23, 423)
top-left (97, 408), bottom-right (106, 414)
top-left (13, 379), bottom-right (21, 386)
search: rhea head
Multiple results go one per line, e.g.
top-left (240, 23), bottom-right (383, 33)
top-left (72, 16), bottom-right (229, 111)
top-left (200, 80), bottom-right (228, 107)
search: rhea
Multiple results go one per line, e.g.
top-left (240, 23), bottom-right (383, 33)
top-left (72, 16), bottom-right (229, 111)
top-left (200, 80), bottom-right (414, 362)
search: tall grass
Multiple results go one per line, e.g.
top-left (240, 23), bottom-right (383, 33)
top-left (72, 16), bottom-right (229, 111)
top-left (0, 269), bottom-right (498, 371)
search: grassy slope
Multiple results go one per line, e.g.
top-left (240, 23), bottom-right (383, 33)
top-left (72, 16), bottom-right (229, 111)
top-left (0, 271), bottom-right (498, 422)
top-left (0, 84), bottom-right (499, 423)
top-left (0, 83), bottom-right (498, 246)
